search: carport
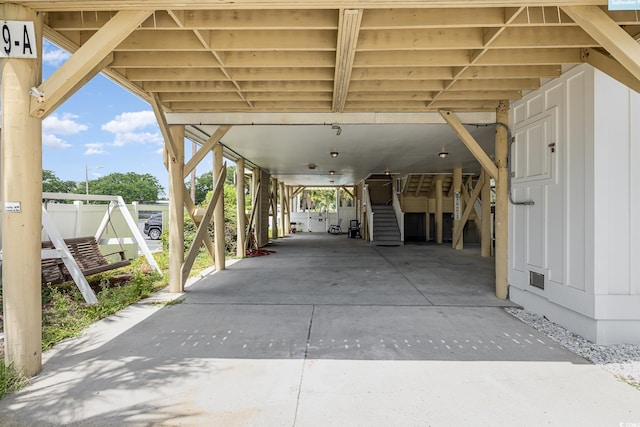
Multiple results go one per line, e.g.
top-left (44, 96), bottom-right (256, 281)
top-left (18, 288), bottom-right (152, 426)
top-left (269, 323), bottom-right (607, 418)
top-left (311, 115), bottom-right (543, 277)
top-left (1, 232), bottom-right (640, 425)
top-left (2, 1), bottom-right (640, 376)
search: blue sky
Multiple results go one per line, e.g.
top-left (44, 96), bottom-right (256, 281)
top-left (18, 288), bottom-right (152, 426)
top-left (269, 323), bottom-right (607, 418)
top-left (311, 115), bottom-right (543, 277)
top-left (41, 40), bottom-right (170, 196)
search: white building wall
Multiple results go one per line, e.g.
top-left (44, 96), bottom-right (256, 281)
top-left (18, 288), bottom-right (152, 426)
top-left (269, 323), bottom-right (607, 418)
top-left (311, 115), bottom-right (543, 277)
top-left (509, 63), bottom-right (640, 344)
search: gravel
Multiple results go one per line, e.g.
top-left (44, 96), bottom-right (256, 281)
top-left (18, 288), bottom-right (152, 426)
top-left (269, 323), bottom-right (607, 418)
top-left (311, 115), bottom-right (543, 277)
top-left (506, 307), bottom-right (640, 389)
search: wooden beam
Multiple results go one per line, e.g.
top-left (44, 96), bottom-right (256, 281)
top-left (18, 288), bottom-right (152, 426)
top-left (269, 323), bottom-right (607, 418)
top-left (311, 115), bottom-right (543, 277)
top-left (292, 186), bottom-right (305, 199)
top-left (213, 144), bottom-right (226, 270)
top-left (480, 169), bottom-right (492, 257)
top-left (246, 180), bottom-right (261, 252)
top-left (414, 175), bottom-right (426, 197)
top-left (183, 125), bottom-right (232, 178)
top-left (563, 5), bottom-right (640, 83)
top-left (440, 110), bottom-right (498, 180)
top-left (168, 126), bottom-right (185, 293)
top-left (341, 186), bottom-right (354, 199)
top-left (426, 175), bottom-right (437, 198)
top-left (452, 168), bottom-right (463, 250)
top-left (435, 176), bottom-right (443, 244)
top-left (453, 172), bottom-right (485, 248)
top-left (333, 8), bottom-right (363, 112)
top-left (150, 93), bottom-right (179, 162)
top-left (183, 183), bottom-right (216, 260)
top-left (583, 48), bottom-right (640, 94)
top-left (30, 10), bottom-right (151, 118)
top-left (236, 158), bottom-right (247, 258)
top-left (494, 101), bottom-right (509, 300)
top-left (182, 164), bottom-right (226, 283)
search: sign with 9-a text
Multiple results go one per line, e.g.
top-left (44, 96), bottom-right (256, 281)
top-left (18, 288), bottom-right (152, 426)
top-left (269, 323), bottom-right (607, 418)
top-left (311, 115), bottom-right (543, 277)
top-left (1, 21), bottom-right (37, 58)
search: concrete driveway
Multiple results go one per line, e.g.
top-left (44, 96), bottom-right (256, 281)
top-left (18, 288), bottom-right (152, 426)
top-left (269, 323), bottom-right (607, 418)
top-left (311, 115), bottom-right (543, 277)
top-left (1, 233), bottom-right (638, 426)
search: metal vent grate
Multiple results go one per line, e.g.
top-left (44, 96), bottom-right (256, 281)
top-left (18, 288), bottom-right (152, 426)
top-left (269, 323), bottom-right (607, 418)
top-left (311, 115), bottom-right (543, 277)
top-left (530, 271), bottom-right (545, 290)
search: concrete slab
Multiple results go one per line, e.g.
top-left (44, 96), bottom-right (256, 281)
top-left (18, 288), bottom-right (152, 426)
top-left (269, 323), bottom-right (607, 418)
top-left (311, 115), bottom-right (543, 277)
top-left (1, 233), bottom-right (637, 426)
top-left (307, 305), bottom-right (586, 362)
top-left (295, 360), bottom-right (640, 427)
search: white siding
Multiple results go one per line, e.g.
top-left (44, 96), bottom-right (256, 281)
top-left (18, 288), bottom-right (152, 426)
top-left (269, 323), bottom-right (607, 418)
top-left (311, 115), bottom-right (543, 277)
top-left (510, 64), bottom-right (640, 344)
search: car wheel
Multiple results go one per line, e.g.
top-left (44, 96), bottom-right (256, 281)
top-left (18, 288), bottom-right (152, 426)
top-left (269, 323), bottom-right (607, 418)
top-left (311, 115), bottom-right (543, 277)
top-left (149, 228), bottom-right (161, 240)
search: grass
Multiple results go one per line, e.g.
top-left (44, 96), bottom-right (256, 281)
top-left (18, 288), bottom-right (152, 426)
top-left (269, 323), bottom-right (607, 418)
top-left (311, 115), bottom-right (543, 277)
top-left (0, 253), bottom-right (169, 399)
top-left (0, 232), bottom-right (235, 400)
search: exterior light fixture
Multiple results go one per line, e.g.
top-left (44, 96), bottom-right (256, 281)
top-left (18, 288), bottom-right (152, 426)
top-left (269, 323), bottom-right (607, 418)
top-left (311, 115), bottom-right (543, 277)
top-left (385, 168), bottom-right (390, 175)
top-left (329, 180), bottom-right (335, 184)
top-left (308, 163), bottom-right (317, 170)
top-left (329, 170), bottom-right (335, 175)
top-left (438, 151), bottom-right (449, 159)
top-left (330, 151), bottom-right (339, 158)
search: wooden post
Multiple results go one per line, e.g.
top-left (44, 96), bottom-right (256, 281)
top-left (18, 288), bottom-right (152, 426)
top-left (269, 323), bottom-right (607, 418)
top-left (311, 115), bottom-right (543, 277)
top-left (168, 126), bottom-right (185, 293)
top-left (190, 141), bottom-right (196, 202)
top-left (495, 101), bottom-right (509, 299)
top-left (236, 158), bottom-right (246, 258)
top-left (435, 176), bottom-right (443, 244)
top-left (271, 178), bottom-right (278, 239)
top-left (0, 3), bottom-right (43, 376)
top-left (279, 181), bottom-right (286, 236)
top-left (452, 167), bottom-right (463, 249)
top-left (481, 169), bottom-right (492, 257)
top-left (213, 143), bottom-right (225, 270)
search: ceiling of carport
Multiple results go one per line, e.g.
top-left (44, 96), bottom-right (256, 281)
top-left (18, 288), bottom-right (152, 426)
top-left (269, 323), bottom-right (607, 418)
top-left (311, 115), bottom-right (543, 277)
top-left (23, 1), bottom-right (640, 185)
top-left (189, 123), bottom-right (496, 186)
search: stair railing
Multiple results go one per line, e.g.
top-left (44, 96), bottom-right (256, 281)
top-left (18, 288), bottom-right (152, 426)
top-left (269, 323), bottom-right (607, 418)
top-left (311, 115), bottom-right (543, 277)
top-left (392, 187), bottom-right (404, 242)
top-left (364, 185), bottom-right (374, 242)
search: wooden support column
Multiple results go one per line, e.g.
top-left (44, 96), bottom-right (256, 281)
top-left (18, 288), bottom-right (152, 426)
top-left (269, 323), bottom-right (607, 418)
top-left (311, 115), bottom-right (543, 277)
top-left (1, 3), bottom-right (43, 376)
top-left (236, 158), bottom-right (246, 258)
top-left (279, 181), bottom-right (286, 236)
top-left (435, 176), bottom-right (443, 244)
top-left (271, 178), bottom-right (278, 239)
top-left (481, 169), bottom-right (492, 257)
top-left (452, 167), bottom-right (463, 250)
top-left (213, 144), bottom-right (225, 271)
top-left (168, 126), bottom-right (185, 293)
top-left (495, 101), bottom-right (509, 299)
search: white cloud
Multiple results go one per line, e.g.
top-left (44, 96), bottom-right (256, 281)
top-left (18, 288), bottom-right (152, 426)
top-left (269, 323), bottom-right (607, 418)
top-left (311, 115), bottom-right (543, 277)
top-left (84, 143), bottom-right (107, 156)
top-left (102, 111), bottom-right (157, 133)
top-left (43, 113), bottom-right (88, 135)
top-left (102, 111), bottom-right (162, 147)
top-left (43, 46), bottom-right (70, 67)
top-left (43, 134), bottom-right (72, 150)
top-left (41, 113), bottom-right (88, 150)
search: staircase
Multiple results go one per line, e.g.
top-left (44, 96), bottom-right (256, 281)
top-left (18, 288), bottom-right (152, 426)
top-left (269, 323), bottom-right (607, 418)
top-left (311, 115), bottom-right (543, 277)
top-left (371, 205), bottom-right (402, 246)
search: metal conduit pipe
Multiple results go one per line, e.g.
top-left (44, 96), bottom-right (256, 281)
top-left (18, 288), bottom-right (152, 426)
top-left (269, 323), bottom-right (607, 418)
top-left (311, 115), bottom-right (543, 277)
top-left (494, 122), bottom-right (534, 206)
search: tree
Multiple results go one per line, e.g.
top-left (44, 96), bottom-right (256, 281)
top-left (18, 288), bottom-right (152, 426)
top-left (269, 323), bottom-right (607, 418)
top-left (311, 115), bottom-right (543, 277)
top-left (186, 166), bottom-right (237, 205)
top-left (42, 169), bottom-right (78, 193)
top-left (89, 172), bottom-right (165, 203)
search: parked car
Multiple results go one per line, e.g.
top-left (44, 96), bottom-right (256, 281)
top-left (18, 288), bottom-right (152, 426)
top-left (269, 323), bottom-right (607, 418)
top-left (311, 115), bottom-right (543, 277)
top-left (143, 213), bottom-right (163, 240)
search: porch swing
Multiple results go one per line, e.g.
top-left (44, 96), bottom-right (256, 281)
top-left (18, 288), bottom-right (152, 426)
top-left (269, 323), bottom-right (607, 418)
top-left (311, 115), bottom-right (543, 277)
top-left (41, 209), bottom-right (131, 285)
top-left (40, 192), bottom-right (162, 304)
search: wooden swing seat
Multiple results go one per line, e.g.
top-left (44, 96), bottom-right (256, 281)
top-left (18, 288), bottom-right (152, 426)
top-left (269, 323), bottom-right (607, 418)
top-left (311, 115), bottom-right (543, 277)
top-left (41, 236), bottom-right (131, 285)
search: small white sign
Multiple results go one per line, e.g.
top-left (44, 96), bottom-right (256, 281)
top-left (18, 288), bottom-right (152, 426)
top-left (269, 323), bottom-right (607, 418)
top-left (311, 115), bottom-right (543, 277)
top-left (0, 21), bottom-right (37, 58)
top-left (454, 192), bottom-right (461, 221)
top-left (4, 201), bottom-right (21, 213)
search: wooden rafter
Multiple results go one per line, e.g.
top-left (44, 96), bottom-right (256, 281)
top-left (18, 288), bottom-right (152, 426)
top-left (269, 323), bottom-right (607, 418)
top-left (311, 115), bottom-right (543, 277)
top-left (31, 10), bottom-right (151, 118)
top-left (332, 8), bottom-right (363, 112)
top-left (563, 6), bottom-right (640, 83)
